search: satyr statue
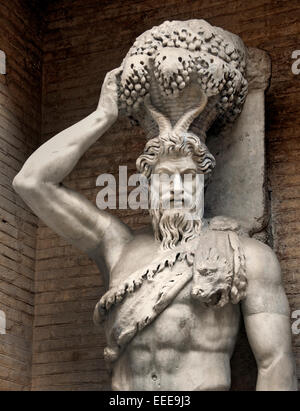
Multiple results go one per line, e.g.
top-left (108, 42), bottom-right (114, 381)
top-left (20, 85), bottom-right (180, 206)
top-left (13, 20), bottom-right (297, 391)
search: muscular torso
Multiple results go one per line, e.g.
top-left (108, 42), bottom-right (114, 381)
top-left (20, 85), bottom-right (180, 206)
top-left (125, 281), bottom-right (240, 391)
top-left (106, 231), bottom-right (241, 391)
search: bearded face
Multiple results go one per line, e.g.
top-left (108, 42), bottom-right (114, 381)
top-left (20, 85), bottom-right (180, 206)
top-left (149, 154), bottom-right (204, 249)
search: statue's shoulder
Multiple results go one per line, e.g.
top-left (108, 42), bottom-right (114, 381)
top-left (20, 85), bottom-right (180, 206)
top-left (239, 234), bottom-right (282, 285)
top-left (206, 215), bottom-right (248, 236)
top-left (206, 216), bottom-right (281, 285)
top-left (110, 227), bottom-right (158, 286)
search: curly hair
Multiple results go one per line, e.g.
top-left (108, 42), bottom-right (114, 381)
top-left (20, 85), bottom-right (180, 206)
top-left (136, 132), bottom-right (216, 182)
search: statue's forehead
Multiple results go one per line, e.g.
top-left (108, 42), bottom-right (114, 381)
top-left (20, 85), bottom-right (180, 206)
top-left (154, 154), bottom-right (197, 172)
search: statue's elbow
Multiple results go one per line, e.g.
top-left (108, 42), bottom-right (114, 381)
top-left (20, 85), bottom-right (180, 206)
top-left (12, 173), bottom-right (38, 198)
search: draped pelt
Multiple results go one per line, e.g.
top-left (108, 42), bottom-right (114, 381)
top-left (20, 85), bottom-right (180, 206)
top-left (93, 217), bottom-right (248, 363)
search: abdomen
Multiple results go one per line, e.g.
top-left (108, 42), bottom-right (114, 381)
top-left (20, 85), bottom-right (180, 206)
top-left (124, 290), bottom-right (240, 390)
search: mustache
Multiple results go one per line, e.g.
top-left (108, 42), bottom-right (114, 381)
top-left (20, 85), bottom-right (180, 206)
top-left (154, 193), bottom-right (197, 210)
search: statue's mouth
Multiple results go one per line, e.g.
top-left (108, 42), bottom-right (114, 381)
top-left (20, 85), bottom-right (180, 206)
top-left (170, 198), bottom-right (184, 207)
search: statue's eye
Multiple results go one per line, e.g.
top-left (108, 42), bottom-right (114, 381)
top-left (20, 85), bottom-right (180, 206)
top-left (159, 173), bottom-right (171, 183)
top-left (181, 172), bottom-right (196, 181)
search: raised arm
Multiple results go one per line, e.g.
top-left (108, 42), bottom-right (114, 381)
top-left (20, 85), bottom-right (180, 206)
top-left (242, 238), bottom-right (297, 391)
top-left (13, 68), bottom-right (132, 275)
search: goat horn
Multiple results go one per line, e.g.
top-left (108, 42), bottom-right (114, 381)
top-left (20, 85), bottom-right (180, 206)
top-left (173, 93), bottom-right (208, 135)
top-left (144, 94), bottom-right (172, 139)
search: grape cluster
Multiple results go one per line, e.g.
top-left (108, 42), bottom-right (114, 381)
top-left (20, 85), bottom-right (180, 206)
top-left (118, 20), bottom-right (248, 126)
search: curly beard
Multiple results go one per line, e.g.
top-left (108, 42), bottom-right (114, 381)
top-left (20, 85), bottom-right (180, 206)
top-left (150, 207), bottom-right (202, 249)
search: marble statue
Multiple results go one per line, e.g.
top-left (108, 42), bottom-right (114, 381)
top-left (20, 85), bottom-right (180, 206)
top-left (13, 20), bottom-right (297, 391)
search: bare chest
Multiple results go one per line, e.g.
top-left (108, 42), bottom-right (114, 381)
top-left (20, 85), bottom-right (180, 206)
top-left (129, 281), bottom-right (241, 353)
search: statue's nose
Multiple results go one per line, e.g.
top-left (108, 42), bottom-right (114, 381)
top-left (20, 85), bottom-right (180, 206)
top-left (171, 173), bottom-right (184, 196)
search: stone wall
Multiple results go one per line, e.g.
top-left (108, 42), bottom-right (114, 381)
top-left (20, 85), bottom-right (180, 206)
top-left (0, 0), bottom-right (43, 390)
top-left (32, 0), bottom-right (300, 391)
top-left (0, 0), bottom-right (299, 390)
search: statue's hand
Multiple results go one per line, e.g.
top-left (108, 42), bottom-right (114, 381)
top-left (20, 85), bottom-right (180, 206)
top-left (97, 67), bottom-right (122, 123)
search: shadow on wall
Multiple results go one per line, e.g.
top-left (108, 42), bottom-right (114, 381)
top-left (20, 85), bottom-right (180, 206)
top-left (230, 320), bottom-right (257, 391)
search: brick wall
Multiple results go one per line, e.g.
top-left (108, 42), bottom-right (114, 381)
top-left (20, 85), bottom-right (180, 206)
top-left (0, 0), bottom-right (43, 390)
top-left (1, 0), bottom-right (299, 390)
top-left (31, 0), bottom-right (300, 391)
